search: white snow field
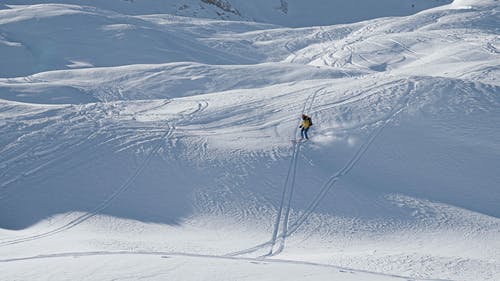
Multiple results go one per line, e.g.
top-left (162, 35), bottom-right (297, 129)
top-left (0, 0), bottom-right (499, 280)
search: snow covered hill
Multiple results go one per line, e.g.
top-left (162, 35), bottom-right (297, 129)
top-left (3, 0), bottom-right (453, 27)
top-left (0, 0), bottom-right (499, 281)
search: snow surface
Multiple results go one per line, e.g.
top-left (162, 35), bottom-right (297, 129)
top-left (1, 0), bottom-right (499, 281)
top-left (3, 0), bottom-right (454, 27)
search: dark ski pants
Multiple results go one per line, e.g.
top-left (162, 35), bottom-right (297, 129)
top-left (301, 127), bottom-right (310, 139)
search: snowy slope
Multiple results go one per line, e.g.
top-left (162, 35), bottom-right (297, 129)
top-left (3, 0), bottom-right (453, 27)
top-left (1, 0), bottom-right (500, 281)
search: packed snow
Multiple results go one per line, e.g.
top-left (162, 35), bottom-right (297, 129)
top-left (0, 0), bottom-right (499, 281)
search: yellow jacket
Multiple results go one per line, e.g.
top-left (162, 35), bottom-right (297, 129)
top-left (301, 118), bottom-right (311, 129)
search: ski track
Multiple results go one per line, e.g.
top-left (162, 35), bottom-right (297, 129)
top-left (271, 140), bottom-right (301, 256)
top-left (0, 103), bottom-right (165, 199)
top-left (0, 122), bottom-right (174, 247)
top-left (0, 250), bottom-right (453, 281)
top-left (272, 88), bottom-right (320, 256)
top-left (284, 80), bottom-right (415, 238)
top-left (263, 133), bottom-right (301, 257)
top-left (262, 88), bottom-right (320, 256)
top-left (227, 80), bottom-right (416, 258)
top-left (0, 110), bottom-right (105, 197)
top-left (226, 87), bottom-right (322, 258)
top-left (0, 96), bottom-right (211, 246)
top-left (1, 3), bottom-right (499, 280)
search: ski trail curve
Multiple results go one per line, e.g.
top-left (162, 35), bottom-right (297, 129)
top-left (0, 123), bottom-right (175, 247)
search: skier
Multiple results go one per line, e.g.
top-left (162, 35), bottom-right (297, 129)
top-left (299, 114), bottom-right (312, 140)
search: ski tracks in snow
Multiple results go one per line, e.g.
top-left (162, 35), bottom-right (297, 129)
top-left (227, 79), bottom-right (417, 258)
top-left (1, 78), bottom-right (417, 260)
top-left (0, 103), bottom-right (181, 247)
top-left (267, 87), bottom-right (320, 256)
top-left (0, 250), bottom-right (450, 281)
top-left (0, 123), bottom-right (174, 247)
top-left (226, 87), bottom-right (321, 257)
top-left (0, 98), bottom-right (212, 247)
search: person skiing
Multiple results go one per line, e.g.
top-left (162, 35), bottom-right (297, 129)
top-left (299, 114), bottom-right (312, 140)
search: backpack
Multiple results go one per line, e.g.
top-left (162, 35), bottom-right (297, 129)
top-left (307, 116), bottom-right (313, 126)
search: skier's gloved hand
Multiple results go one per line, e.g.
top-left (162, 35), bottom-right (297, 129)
top-left (299, 125), bottom-right (302, 128)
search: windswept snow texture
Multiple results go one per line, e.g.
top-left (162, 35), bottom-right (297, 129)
top-left (1, 1), bottom-right (500, 281)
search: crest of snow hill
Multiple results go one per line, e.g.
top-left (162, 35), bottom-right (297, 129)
top-left (2, 0), bottom-right (453, 26)
top-left (0, 1), bottom-right (499, 281)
